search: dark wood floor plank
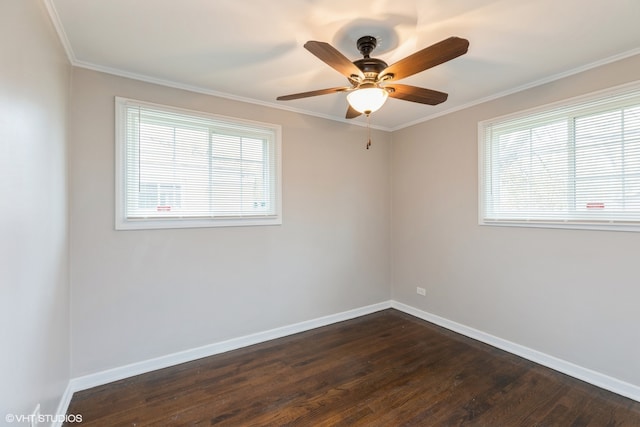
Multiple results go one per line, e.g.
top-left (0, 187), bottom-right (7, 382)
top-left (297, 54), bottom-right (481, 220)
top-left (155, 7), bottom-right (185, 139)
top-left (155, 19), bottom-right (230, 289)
top-left (65, 309), bottom-right (640, 426)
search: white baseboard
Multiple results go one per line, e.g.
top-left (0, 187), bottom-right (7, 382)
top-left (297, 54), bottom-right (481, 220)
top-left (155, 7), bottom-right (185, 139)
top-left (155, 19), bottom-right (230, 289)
top-left (391, 300), bottom-right (640, 403)
top-left (54, 298), bottom-right (639, 425)
top-left (55, 300), bottom-right (391, 423)
top-left (52, 381), bottom-right (75, 427)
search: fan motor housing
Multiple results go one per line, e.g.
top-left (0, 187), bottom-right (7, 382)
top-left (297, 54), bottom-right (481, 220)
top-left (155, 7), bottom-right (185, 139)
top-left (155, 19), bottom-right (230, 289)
top-left (353, 57), bottom-right (388, 76)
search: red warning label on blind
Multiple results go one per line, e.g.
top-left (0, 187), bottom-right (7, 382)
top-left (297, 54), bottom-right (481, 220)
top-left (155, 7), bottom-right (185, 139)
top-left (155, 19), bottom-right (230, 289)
top-left (586, 202), bottom-right (605, 209)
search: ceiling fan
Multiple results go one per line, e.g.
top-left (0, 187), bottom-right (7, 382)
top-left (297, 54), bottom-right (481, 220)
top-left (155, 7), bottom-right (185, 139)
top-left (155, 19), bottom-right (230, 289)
top-left (277, 35), bottom-right (469, 118)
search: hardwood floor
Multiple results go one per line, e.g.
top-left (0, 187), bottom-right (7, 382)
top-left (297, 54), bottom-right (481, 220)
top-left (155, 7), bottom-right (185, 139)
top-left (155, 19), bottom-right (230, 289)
top-left (65, 309), bottom-right (640, 426)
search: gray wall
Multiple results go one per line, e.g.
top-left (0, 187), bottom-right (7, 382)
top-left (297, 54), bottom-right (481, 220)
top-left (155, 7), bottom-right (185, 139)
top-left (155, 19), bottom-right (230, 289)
top-left (68, 69), bottom-right (392, 376)
top-left (0, 0), bottom-right (71, 418)
top-left (391, 54), bottom-right (640, 387)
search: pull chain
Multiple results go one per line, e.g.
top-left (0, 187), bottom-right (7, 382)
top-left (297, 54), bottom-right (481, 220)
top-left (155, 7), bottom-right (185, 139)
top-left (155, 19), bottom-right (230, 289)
top-left (366, 113), bottom-right (372, 150)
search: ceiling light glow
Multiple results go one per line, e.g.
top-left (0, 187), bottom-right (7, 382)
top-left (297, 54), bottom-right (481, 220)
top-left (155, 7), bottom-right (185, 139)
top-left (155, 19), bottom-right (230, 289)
top-left (347, 87), bottom-right (389, 114)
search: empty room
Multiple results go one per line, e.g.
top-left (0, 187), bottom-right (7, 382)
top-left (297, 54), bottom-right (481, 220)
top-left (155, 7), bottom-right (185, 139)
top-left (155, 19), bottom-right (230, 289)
top-left (2, 0), bottom-right (640, 425)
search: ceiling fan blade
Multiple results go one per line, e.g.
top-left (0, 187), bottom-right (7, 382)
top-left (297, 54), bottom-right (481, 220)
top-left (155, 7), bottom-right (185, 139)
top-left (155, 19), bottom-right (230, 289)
top-left (386, 84), bottom-right (448, 105)
top-left (346, 105), bottom-right (362, 119)
top-left (380, 37), bottom-right (469, 81)
top-left (277, 86), bottom-right (350, 101)
top-left (304, 41), bottom-right (365, 81)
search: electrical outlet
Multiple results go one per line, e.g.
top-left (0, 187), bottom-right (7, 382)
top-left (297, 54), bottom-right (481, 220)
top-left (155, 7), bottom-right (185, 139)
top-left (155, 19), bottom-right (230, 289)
top-left (416, 287), bottom-right (426, 296)
top-left (31, 404), bottom-right (40, 427)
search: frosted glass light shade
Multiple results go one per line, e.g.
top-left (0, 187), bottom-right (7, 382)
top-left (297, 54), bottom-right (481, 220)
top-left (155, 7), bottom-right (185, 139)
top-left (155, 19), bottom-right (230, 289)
top-left (347, 87), bottom-right (389, 114)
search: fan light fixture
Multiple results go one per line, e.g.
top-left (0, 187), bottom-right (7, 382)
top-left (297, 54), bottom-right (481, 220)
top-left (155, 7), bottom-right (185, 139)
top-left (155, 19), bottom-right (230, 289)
top-left (347, 86), bottom-right (388, 115)
top-left (277, 35), bottom-right (469, 119)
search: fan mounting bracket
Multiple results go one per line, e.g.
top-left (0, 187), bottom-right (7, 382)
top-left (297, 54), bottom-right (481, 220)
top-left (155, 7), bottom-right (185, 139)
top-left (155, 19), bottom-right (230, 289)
top-left (356, 36), bottom-right (378, 58)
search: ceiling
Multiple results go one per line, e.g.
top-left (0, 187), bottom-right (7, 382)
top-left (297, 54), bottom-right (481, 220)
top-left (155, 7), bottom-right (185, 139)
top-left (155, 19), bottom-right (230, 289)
top-left (46, 0), bottom-right (640, 130)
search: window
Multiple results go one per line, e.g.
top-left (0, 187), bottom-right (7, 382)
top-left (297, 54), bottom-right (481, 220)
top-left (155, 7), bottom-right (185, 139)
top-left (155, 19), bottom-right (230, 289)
top-left (479, 82), bottom-right (640, 231)
top-left (115, 97), bottom-right (282, 230)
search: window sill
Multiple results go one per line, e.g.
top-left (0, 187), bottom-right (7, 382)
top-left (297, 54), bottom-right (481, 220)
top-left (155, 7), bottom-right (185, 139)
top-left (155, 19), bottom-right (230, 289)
top-left (479, 219), bottom-right (640, 233)
top-left (115, 216), bottom-right (282, 230)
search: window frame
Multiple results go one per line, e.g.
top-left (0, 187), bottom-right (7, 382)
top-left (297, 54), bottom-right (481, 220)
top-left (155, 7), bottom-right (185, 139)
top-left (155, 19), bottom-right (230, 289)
top-left (115, 97), bottom-right (282, 230)
top-left (478, 80), bottom-right (640, 232)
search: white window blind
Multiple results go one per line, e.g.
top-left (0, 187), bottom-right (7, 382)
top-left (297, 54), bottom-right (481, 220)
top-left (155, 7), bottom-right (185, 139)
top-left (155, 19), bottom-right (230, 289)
top-left (115, 98), bottom-right (281, 229)
top-left (479, 82), bottom-right (640, 231)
